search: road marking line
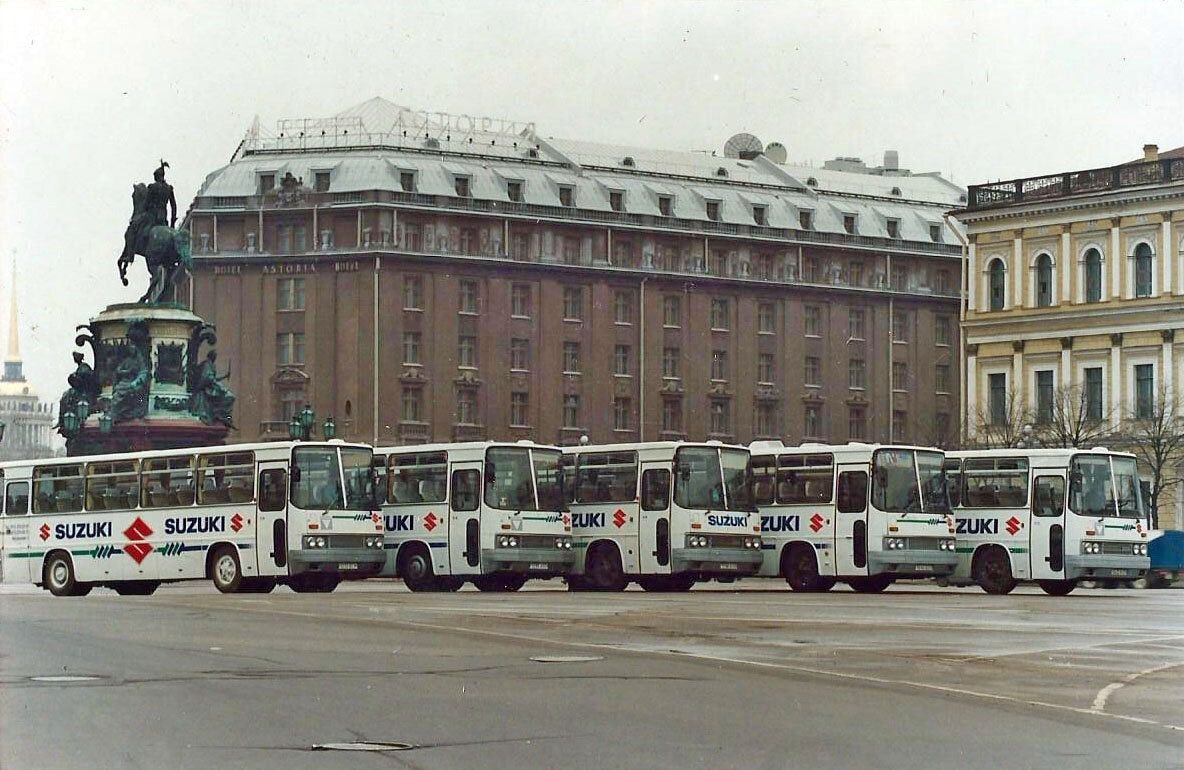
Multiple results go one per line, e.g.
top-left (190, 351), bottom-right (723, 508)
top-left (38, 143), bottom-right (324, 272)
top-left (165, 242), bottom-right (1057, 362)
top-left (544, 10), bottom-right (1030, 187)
top-left (199, 600), bottom-right (1184, 733)
top-left (1091, 662), bottom-right (1184, 713)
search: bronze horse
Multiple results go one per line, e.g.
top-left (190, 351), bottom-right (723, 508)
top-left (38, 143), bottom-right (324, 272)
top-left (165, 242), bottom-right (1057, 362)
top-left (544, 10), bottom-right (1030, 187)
top-left (117, 183), bottom-right (191, 304)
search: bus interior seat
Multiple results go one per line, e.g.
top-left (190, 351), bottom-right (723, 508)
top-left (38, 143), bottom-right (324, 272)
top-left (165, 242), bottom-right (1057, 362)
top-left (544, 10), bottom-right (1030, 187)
top-left (228, 485), bottom-right (252, 503)
top-left (176, 489), bottom-right (195, 506)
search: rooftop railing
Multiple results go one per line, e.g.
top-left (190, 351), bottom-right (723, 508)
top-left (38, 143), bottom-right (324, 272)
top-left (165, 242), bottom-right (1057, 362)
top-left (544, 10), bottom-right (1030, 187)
top-left (966, 157), bottom-right (1184, 210)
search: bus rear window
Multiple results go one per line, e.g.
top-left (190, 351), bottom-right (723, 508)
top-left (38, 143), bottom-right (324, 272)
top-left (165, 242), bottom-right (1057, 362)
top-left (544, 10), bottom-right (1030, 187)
top-left (960, 457), bottom-right (1029, 508)
top-left (574, 451), bottom-right (637, 503)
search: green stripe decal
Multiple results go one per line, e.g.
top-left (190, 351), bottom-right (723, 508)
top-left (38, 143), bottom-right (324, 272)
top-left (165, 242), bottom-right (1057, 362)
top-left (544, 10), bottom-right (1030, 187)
top-left (9, 551), bottom-right (46, 559)
top-left (1009, 547), bottom-right (1029, 554)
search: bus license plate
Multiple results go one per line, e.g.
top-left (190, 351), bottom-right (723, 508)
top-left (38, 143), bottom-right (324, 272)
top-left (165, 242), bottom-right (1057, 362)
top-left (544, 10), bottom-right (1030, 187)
top-left (529, 563), bottom-right (549, 571)
top-left (915, 564), bottom-right (933, 572)
top-left (719, 563), bottom-right (738, 571)
top-left (338, 563), bottom-right (359, 570)
top-left (1109, 569), bottom-right (1128, 577)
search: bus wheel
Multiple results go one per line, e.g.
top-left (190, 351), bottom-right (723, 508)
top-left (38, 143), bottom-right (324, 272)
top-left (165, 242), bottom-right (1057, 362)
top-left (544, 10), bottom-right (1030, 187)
top-left (783, 544), bottom-right (822, 592)
top-left (399, 547), bottom-right (438, 592)
top-left (1037, 579), bottom-right (1076, 596)
top-left (566, 575), bottom-right (593, 592)
top-left (585, 544), bottom-right (627, 592)
top-left (113, 581), bottom-right (160, 596)
top-left (473, 575), bottom-right (507, 592)
top-left (849, 575), bottom-right (893, 593)
top-left (637, 576), bottom-right (667, 592)
top-left (973, 548), bottom-right (1017, 595)
top-left (500, 575), bottom-right (528, 592)
top-left (44, 553), bottom-right (89, 597)
top-left (815, 577), bottom-right (837, 592)
top-left (209, 546), bottom-right (243, 594)
top-left (437, 576), bottom-right (465, 592)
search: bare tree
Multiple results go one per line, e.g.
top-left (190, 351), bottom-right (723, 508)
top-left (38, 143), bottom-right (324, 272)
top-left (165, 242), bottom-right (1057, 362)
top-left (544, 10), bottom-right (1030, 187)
top-left (1119, 386), bottom-right (1184, 529)
top-left (1033, 384), bottom-right (1115, 449)
top-left (969, 389), bottom-right (1031, 449)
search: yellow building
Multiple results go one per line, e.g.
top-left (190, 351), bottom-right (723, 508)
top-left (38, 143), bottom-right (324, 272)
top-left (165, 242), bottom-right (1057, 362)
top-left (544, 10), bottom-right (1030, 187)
top-left (955, 145), bottom-right (1184, 529)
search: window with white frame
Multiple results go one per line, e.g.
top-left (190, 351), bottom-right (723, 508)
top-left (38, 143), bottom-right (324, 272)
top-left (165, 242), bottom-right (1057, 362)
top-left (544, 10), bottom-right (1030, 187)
top-left (1133, 242), bottom-right (1155, 298)
top-left (1083, 248), bottom-right (1103, 303)
top-left (988, 258), bottom-right (1006, 310)
top-left (1035, 253), bottom-right (1054, 307)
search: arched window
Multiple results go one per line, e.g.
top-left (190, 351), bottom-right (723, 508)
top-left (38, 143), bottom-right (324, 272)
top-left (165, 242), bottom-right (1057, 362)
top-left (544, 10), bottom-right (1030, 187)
top-left (988, 259), bottom-right (1006, 311)
top-left (1085, 248), bottom-right (1102, 302)
top-left (1134, 242), bottom-right (1154, 298)
top-left (1036, 253), bottom-right (1053, 307)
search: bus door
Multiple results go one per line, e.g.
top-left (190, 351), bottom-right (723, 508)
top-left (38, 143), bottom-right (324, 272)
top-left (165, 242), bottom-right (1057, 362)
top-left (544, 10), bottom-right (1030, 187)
top-left (449, 460), bottom-right (483, 575)
top-left (639, 462), bottom-right (672, 574)
top-left (256, 461), bottom-right (290, 578)
top-left (833, 464), bottom-right (867, 576)
top-left (1029, 472), bottom-right (1067, 580)
top-left (2, 479), bottom-right (32, 583)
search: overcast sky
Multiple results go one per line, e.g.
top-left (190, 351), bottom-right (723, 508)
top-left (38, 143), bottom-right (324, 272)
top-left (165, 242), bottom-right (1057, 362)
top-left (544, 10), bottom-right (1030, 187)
top-left (1, 0), bottom-right (1181, 410)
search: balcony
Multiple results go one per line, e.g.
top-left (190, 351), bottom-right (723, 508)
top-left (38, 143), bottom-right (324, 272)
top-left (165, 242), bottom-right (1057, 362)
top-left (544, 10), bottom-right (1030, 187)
top-left (966, 157), bottom-right (1184, 211)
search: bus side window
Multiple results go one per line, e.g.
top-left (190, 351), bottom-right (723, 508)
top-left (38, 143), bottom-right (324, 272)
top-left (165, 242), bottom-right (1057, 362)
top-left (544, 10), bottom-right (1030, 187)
top-left (451, 470), bottom-right (480, 512)
top-left (259, 469), bottom-right (287, 512)
top-left (5, 482), bottom-right (29, 515)
top-left (1033, 476), bottom-right (1064, 518)
top-left (837, 471), bottom-right (868, 513)
top-left (641, 469), bottom-right (670, 511)
top-left (750, 456), bottom-right (775, 506)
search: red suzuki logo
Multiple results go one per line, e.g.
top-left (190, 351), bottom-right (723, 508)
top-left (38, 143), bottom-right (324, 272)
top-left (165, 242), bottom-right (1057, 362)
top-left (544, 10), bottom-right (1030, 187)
top-left (424, 512), bottom-right (439, 532)
top-left (123, 516), bottom-right (154, 564)
top-left (1005, 516), bottom-right (1022, 536)
top-left (613, 509), bottom-right (627, 528)
top-left (809, 513), bottom-right (825, 533)
top-left (230, 513), bottom-right (244, 532)
top-left (39, 523), bottom-right (51, 541)
top-left (562, 513), bottom-right (571, 527)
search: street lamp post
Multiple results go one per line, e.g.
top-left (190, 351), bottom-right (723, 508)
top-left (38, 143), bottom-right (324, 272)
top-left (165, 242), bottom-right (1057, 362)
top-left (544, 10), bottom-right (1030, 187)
top-left (1015, 423), bottom-right (1034, 449)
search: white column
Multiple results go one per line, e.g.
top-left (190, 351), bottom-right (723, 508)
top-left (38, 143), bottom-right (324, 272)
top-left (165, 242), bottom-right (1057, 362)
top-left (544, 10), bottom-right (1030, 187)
top-left (1012, 348), bottom-right (1024, 413)
top-left (1164, 338), bottom-right (1175, 399)
top-left (1060, 345), bottom-right (1071, 390)
top-left (1110, 343), bottom-right (1123, 428)
top-left (1164, 219), bottom-right (1176, 295)
top-left (1060, 231), bottom-right (1071, 304)
top-left (1013, 236), bottom-right (1024, 309)
top-left (966, 243), bottom-right (977, 311)
top-left (965, 352), bottom-right (978, 440)
top-left (1110, 223), bottom-right (1122, 298)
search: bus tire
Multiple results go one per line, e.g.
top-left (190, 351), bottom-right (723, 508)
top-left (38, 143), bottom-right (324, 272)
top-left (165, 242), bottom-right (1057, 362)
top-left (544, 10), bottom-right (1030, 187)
top-left (44, 552), bottom-right (89, 597)
top-left (815, 577), bottom-right (837, 592)
top-left (437, 576), bottom-right (465, 592)
top-left (1037, 579), bottom-right (1076, 596)
top-left (783, 544), bottom-right (823, 592)
top-left (973, 547), bottom-right (1016, 595)
top-left (566, 575), bottom-right (594, 591)
top-left (473, 575), bottom-right (508, 592)
top-left (398, 545), bottom-right (438, 592)
top-left (584, 543), bottom-right (627, 592)
top-left (113, 581), bottom-right (160, 596)
top-left (209, 545), bottom-right (243, 594)
top-left (500, 574), bottom-right (528, 592)
top-left (848, 575), bottom-right (893, 593)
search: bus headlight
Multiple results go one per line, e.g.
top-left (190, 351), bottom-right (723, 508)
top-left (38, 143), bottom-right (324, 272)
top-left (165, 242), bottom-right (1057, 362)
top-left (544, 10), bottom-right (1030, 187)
top-left (883, 538), bottom-right (906, 551)
top-left (1134, 543), bottom-right (1146, 556)
top-left (687, 536), bottom-right (708, 548)
top-left (1083, 541), bottom-right (1099, 554)
top-left (555, 538), bottom-right (572, 550)
top-left (943, 539), bottom-right (956, 551)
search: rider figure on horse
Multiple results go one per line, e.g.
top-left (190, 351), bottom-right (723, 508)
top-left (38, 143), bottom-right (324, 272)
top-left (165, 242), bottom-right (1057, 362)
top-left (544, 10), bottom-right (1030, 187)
top-left (122, 160), bottom-right (177, 263)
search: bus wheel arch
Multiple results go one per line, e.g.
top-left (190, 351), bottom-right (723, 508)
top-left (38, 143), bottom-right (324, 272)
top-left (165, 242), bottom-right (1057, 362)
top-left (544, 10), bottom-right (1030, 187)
top-left (584, 539), bottom-right (627, 591)
top-left (43, 550), bottom-right (90, 597)
top-left (207, 543), bottom-right (243, 593)
top-left (972, 544), bottom-right (1017, 595)
top-left (781, 541), bottom-right (823, 592)
top-left (397, 541), bottom-right (437, 592)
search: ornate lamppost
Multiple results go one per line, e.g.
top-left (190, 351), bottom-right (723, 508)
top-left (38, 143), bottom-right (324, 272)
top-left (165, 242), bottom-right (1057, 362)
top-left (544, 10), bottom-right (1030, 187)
top-left (1015, 423), bottom-right (1035, 449)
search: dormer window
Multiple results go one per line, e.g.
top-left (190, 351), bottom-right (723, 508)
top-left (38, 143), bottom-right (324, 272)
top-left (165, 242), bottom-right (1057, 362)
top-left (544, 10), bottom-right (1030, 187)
top-left (929, 223), bottom-right (942, 242)
top-left (609, 190), bottom-right (625, 212)
top-left (890, 186), bottom-right (902, 196)
top-left (400, 171), bottom-right (416, 193)
top-left (886, 218), bottom-right (900, 239)
top-left (559, 185), bottom-right (575, 207)
top-left (622, 156), bottom-right (636, 167)
top-left (716, 167), bottom-right (728, 178)
top-left (799, 210), bottom-right (814, 230)
top-left (752, 205), bottom-right (767, 226)
top-left (706, 200), bottom-right (721, 221)
top-left (454, 175), bottom-right (471, 198)
top-left (843, 214), bottom-right (857, 234)
top-left (658, 195), bottom-right (673, 217)
top-left (258, 174), bottom-right (275, 195)
top-left (507, 180), bottom-right (523, 202)
top-left (314, 171), bottom-right (330, 193)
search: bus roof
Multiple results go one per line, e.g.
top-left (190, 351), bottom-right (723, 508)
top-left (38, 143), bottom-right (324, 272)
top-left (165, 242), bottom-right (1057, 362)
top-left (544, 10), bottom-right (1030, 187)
top-left (374, 440), bottom-right (561, 455)
top-left (0, 439), bottom-right (371, 472)
top-left (946, 447), bottom-right (1136, 462)
top-left (748, 441), bottom-right (943, 461)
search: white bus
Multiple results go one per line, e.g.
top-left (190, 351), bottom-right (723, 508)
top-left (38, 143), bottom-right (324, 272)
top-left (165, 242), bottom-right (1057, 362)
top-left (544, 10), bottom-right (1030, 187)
top-left (943, 447), bottom-right (1151, 595)
top-left (0, 441), bottom-right (385, 596)
top-left (561, 441), bottom-right (763, 591)
top-left (373, 441), bottom-right (573, 592)
top-left (749, 442), bottom-right (957, 593)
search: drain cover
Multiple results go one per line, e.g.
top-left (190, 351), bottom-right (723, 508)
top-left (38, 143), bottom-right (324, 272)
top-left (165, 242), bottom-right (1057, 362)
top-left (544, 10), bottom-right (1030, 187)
top-left (530, 655), bottom-right (604, 663)
top-left (30, 675), bottom-right (100, 682)
top-left (311, 742), bottom-right (414, 752)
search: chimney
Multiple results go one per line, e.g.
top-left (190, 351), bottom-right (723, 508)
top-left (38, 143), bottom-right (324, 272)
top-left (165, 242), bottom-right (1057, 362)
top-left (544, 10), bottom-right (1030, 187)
top-left (883, 150), bottom-right (899, 171)
top-left (1143, 144), bottom-right (1159, 162)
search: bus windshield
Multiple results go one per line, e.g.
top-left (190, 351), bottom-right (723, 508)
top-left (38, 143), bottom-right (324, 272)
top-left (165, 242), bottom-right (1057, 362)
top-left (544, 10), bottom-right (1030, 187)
top-left (872, 449), bottom-right (948, 514)
top-left (485, 447), bottom-right (552, 511)
top-left (674, 446), bottom-right (751, 511)
top-left (1071, 455), bottom-right (1144, 519)
top-left (292, 446), bottom-right (375, 511)
top-left (533, 449), bottom-right (565, 511)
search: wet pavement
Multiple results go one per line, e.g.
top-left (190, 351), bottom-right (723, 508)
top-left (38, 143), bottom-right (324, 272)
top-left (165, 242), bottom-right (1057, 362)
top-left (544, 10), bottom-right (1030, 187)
top-left (2, 581), bottom-right (1181, 769)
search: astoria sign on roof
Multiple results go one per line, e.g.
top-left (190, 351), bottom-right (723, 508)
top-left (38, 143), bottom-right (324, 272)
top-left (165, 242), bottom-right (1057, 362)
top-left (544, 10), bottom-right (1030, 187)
top-left (276, 109), bottom-right (534, 142)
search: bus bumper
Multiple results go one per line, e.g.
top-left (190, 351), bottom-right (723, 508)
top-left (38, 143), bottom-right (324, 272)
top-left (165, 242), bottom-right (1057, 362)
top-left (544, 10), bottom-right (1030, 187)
top-left (481, 547), bottom-right (576, 576)
top-left (288, 548), bottom-right (386, 577)
top-left (671, 547), bottom-right (763, 577)
top-left (1064, 554), bottom-right (1149, 580)
top-left (869, 549), bottom-right (958, 577)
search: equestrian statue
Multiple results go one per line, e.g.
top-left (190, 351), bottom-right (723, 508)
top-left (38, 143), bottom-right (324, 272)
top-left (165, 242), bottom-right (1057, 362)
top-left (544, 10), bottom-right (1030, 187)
top-left (117, 160), bottom-right (192, 304)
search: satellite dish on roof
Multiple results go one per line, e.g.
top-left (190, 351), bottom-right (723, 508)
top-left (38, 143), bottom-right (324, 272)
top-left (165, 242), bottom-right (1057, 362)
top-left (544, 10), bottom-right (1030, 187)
top-left (765, 142), bottom-right (788, 164)
top-left (723, 133), bottom-right (764, 160)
